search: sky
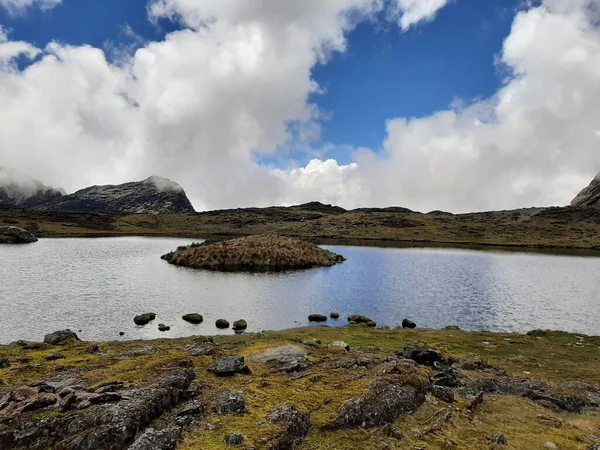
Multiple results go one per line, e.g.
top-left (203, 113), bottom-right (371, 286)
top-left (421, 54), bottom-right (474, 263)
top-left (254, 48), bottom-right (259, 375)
top-left (0, 0), bottom-right (599, 212)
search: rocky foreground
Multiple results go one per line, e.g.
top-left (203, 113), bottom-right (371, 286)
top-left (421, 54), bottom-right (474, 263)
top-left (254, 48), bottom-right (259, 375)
top-left (0, 226), bottom-right (37, 244)
top-left (0, 326), bottom-right (599, 449)
top-left (161, 235), bottom-right (345, 271)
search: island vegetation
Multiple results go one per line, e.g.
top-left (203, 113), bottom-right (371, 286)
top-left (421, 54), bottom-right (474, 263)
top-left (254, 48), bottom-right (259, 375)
top-left (161, 235), bottom-right (346, 272)
top-left (0, 325), bottom-right (599, 449)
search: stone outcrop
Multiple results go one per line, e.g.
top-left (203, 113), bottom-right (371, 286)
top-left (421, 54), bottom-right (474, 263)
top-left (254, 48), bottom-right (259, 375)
top-left (42, 176), bottom-right (195, 214)
top-left (572, 174), bottom-right (600, 209)
top-left (0, 226), bottom-right (37, 244)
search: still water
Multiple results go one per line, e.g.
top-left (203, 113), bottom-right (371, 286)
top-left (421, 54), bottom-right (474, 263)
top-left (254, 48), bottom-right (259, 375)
top-left (0, 237), bottom-right (599, 343)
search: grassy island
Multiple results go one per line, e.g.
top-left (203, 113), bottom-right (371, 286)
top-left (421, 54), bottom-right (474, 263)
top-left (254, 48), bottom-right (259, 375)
top-left (1, 326), bottom-right (599, 449)
top-left (161, 235), bottom-right (345, 271)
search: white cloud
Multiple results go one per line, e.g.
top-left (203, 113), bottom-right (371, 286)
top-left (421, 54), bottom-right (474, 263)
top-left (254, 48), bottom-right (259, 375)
top-left (1, 0), bottom-right (599, 213)
top-left (390, 0), bottom-right (452, 31)
top-left (0, 0), bottom-right (62, 14)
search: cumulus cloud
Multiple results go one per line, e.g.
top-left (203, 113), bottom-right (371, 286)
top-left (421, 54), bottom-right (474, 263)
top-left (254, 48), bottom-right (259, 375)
top-left (390, 0), bottom-right (452, 31)
top-left (1, 0), bottom-right (598, 213)
top-left (0, 0), bottom-right (61, 15)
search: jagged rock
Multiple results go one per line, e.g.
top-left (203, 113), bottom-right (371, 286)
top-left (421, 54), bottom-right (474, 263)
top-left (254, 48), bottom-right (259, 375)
top-left (331, 379), bottom-right (426, 428)
top-left (208, 356), bottom-right (250, 377)
top-left (224, 433), bottom-right (245, 446)
top-left (572, 173), bottom-right (600, 208)
top-left (177, 400), bottom-right (204, 418)
top-left (268, 403), bottom-right (311, 449)
top-left (400, 343), bottom-right (447, 367)
top-left (43, 330), bottom-right (81, 345)
top-left (251, 346), bottom-right (308, 372)
top-left (0, 367), bottom-right (195, 450)
top-left (186, 340), bottom-right (217, 356)
top-left (128, 427), bottom-right (183, 450)
top-left (215, 390), bottom-right (247, 415)
top-left (0, 226), bottom-right (37, 244)
top-left (431, 385), bottom-right (455, 403)
top-left (432, 363), bottom-right (460, 387)
top-left (41, 176), bottom-right (195, 214)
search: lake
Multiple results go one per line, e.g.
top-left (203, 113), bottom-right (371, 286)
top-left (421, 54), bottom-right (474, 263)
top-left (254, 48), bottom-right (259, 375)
top-left (0, 237), bottom-right (599, 343)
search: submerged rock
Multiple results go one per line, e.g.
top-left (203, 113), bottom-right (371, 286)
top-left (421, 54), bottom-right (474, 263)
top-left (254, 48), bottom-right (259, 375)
top-left (158, 324), bottom-right (171, 332)
top-left (208, 356), bottom-right (251, 377)
top-left (0, 226), bottom-right (37, 244)
top-left (347, 315), bottom-right (376, 327)
top-left (43, 330), bottom-right (80, 346)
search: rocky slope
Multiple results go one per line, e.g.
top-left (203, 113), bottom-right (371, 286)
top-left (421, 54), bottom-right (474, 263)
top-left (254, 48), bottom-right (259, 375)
top-left (43, 176), bottom-right (195, 214)
top-left (572, 173), bottom-right (600, 209)
top-left (0, 167), bottom-right (65, 208)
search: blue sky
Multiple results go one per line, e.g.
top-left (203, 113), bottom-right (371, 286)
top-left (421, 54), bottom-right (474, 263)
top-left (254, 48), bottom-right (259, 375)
top-left (2, 0), bottom-right (519, 163)
top-left (1, 0), bottom-right (597, 212)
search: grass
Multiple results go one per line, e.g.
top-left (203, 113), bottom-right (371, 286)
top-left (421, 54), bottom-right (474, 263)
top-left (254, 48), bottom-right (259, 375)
top-left (1, 326), bottom-right (600, 449)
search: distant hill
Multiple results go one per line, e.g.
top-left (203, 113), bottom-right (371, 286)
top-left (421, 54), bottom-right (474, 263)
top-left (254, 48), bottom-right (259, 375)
top-left (0, 167), bottom-right (65, 208)
top-left (44, 176), bottom-right (195, 214)
top-left (572, 173), bottom-right (600, 209)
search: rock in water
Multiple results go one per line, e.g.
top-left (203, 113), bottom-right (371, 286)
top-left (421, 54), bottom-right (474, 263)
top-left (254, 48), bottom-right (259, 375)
top-left (232, 320), bottom-right (247, 331)
top-left (134, 313), bottom-right (156, 326)
top-left (182, 314), bottom-right (203, 324)
top-left (308, 314), bottom-right (327, 323)
top-left (572, 173), bottom-right (600, 208)
top-left (0, 227), bottom-right (37, 244)
top-left (215, 319), bottom-right (230, 329)
top-left (43, 330), bottom-right (81, 345)
top-left (40, 176), bottom-right (195, 214)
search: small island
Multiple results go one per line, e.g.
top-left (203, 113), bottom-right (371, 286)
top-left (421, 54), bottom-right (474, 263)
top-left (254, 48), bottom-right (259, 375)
top-left (161, 235), bottom-right (345, 272)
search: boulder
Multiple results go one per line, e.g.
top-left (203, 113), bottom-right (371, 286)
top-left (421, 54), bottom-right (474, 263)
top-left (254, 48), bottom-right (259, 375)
top-left (208, 356), bottom-right (251, 377)
top-left (128, 427), bottom-right (182, 450)
top-left (216, 319), bottom-right (230, 329)
top-left (43, 330), bottom-right (81, 346)
top-left (182, 314), bottom-right (203, 324)
top-left (232, 320), bottom-right (247, 332)
top-left (347, 315), bottom-right (376, 327)
top-left (224, 433), bottom-right (244, 446)
top-left (177, 400), bottom-right (204, 418)
top-left (308, 314), bottom-right (327, 323)
top-left (431, 385), bottom-right (455, 403)
top-left (331, 379), bottom-right (426, 428)
top-left (328, 341), bottom-right (350, 352)
top-left (215, 390), bottom-right (247, 415)
top-left (330, 312), bottom-right (340, 319)
top-left (402, 318), bottom-right (416, 329)
top-left (0, 226), bottom-right (37, 244)
top-left (251, 346), bottom-right (308, 372)
top-left (186, 340), bottom-right (217, 356)
top-left (133, 313), bottom-right (156, 326)
top-left (158, 324), bottom-right (170, 332)
top-left (268, 403), bottom-right (311, 449)
top-left (400, 343), bottom-right (447, 367)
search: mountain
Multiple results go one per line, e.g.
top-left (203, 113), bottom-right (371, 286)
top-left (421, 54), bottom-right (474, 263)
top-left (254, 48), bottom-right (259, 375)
top-left (43, 176), bottom-right (195, 214)
top-left (0, 167), bottom-right (65, 208)
top-left (571, 173), bottom-right (600, 209)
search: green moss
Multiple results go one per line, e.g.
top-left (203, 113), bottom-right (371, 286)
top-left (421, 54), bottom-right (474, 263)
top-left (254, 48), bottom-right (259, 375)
top-left (133, 313), bottom-right (156, 326)
top-left (182, 314), bottom-right (204, 324)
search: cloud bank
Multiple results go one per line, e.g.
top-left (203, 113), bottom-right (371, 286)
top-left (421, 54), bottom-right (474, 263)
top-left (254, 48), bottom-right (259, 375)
top-left (0, 0), bottom-right (599, 212)
top-left (0, 0), bottom-right (61, 15)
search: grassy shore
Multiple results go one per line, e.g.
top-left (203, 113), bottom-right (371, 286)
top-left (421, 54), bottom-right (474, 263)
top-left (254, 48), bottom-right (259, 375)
top-left (1, 203), bottom-right (600, 252)
top-left (1, 326), bottom-right (599, 449)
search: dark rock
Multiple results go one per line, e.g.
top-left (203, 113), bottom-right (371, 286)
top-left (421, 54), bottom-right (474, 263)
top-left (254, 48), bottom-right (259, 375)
top-left (445, 325), bottom-right (461, 330)
top-left (432, 363), bottom-right (460, 387)
top-left (572, 174), bottom-right (600, 209)
top-left (251, 346), bottom-right (309, 373)
top-left (158, 324), bottom-right (170, 332)
top-left (0, 226), bottom-right (37, 244)
top-left (331, 379), bottom-right (426, 428)
top-left (186, 340), bottom-right (217, 356)
top-left (224, 433), bottom-right (244, 446)
top-left (268, 403), bottom-right (311, 449)
top-left (347, 314), bottom-right (376, 327)
top-left (431, 385), bottom-right (455, 403)
top-left (526, 329), bottom-right (550, 337)
top-left (216, 319), bottom-right (230, 329)
top-left (45, 353), bottom-right (66, 361)
top-left (40, 176), bottom-right (195, 214)
top-left (43, 330), bottom-right (81, 346)
top-left (308, 314), bottom-right (327, 323)
top-left (208, 356), bottom-right (251, 377)
top-left (215, 390), bottom-right (247, 414)
top-left (400, 343), bottom-right (447, 367)
top-left (182, 314), bottom-right (203, 324)
top-left (232, 320), bottom-right (247, 331)
top-left (401, 318), bottom-right (416, 329)
top-left (133, 313), bottom-right (156, 326)
top-left (330, 312), bottom-right (340, 319)
top-left (128, 427), bottom-right (183, 450)
top-left (177, 400), bottom-right (204, 418)
top-left (94, 382), bottom-right (124, 394)
top-left (119, 332), bottom-right (125, 336)
top-left (0, 367), bottom-right (195, 450)
top-left (0, 168), bottom-right (65, 209)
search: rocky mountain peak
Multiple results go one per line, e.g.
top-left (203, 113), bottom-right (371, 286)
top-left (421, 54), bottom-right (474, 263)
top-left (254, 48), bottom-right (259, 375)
top-left (571, 173), bottom-right (600, 209)
top-left (0, 167), bottom-right (65, 208)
